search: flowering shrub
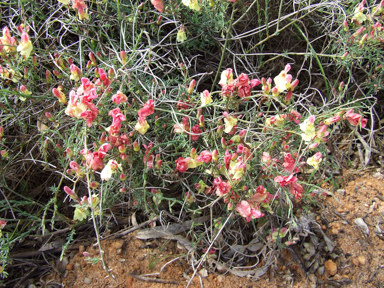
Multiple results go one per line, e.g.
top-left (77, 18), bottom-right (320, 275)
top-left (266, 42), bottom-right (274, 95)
top-left (0, 0), bottom-right (378, 282)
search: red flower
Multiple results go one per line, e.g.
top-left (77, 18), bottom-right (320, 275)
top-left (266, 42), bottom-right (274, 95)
top-left (282, 153), bottom-right (298, 173)
top-left (175, 157), bottom-right (189, 173)
top-left (85, 152), bottom-right (104, 171)
top-left (200, 150), bottom-right (212, 163)
top-left (213, 177), bottom-right (232, 196)
top-left (138, 100), bottom-right (155, 117)
top-left (151, 0), bottom-right (164, 12)
top-left (190, 124), bottom-right (202, 141)
top-left (289, 182), bottom-right (304, 199)
top-left (236, 200), bottom-right (264, 222)
top-left (112, 91), bottom-right (128, 104)
top-left (274, 174), bottom-right (298, 187)
top-left (344, 109), bottom-right (367, 128)
top-left (235, 73), bottom-right (250, 87)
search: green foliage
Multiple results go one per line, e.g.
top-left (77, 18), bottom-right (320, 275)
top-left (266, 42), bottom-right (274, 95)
top-left (0, 0), bottom-right (380, 282)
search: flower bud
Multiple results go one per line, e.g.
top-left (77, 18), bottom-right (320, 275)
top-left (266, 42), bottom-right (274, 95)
top-left (45, 112), bottom-right (54, 121)
top-left (120, 153), bottom-right (128, 161)
top-left (108, 68), bottom-right (115, 78)
top-left (290, 79), bottom-right (299, 91)
top-left (120, 174), bottom-right (127, 181)
top-left (65, 148), bottom-right (73, 157)
top-left (187, 79), bottom-right (196, 95)
top-left (89, 52), bottom-right (97, 66)
top-left (120, 51), bottom-right (128, 64)
top-left (343, 20), bottom-right (349, 31)
top-left (90, 182), bottom-right (99, 189)
top-left (221, 137), bottom-right (226, 149)
top-left (190, 148), bottom-right (197, 157)
top-left (118, 145), bottom-right (126, 153)
top-left (309, 142), bottom-right (319, 149)
top-left (1, 150), bottom-right (8, 158)
top-left (212, 149), bottom-right (218, 162)
top-left (52, 88), bottom-right (67, 104)
top-left (272, 87), bottom-right (279, 97)
top-left (133, 141), bottom-right (140, 152)
top-left (155, 159), bottom-right (162, 170)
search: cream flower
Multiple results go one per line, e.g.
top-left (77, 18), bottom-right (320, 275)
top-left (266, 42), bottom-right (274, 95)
top-left (307, 152), bottom-right (322, 170)
top-left (17, 32), bottom-right (33, 59)
top-left (299, 115), bottom-right (316, 142)
top-left (135, 117), bottom-right (150, 135)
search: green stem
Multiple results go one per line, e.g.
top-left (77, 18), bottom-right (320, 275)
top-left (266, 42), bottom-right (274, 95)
top-left (210, 7), bottom-right (236, 92)
top-left (292, 22), bottom-right (330, 101)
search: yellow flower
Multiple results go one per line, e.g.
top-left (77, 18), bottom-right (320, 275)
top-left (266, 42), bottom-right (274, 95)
top-left (189, 0), bottom-right (201, 11)
top-left (182, 0), bottom-right (201, 11)
top-left (74, 207), bottom-right (89, 221)
top-left (307, 152), bottom-right (322, 170)
top-left (201, 90), bottom-right (212, 106)
top-left (135, 117), bottom-right (150, 135)
top-left (177, 27), bottom-right (187, 43)
top-left (17, 32), bottom-right (33, 59)
top-left (224, 114), bottom-right (237, 133)
top-left (57, 0), bottom-right (70, 4)
top-left (353, 7), bottom-right (366, 23)
top-left (299, 116), bottom-right (316, 142)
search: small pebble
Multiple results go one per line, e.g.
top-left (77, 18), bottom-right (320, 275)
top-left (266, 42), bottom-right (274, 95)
top-left (65, 263), bottom-right (74, 271)
top-left (336, 189), bottom-right (346, 196)
top-left (357, 255), bottom-right (366, 265)
top-left (84, 277), bottom-right (92, 284)
top-left (325, 260), bottom-right (337, 276)
top-left (112, 240), bottom-right (124, 250)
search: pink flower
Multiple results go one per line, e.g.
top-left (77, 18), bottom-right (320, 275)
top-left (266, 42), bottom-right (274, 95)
top-left (224, 149), bottom-right (231, 169)
top-left (236, 201), bottom-right (264, 222)
top-left (151, 0), bottom-right (164, 12)
top-left (221, 84), bottom-right (235, 99)
top-left (190, 124), bottom-right (201, 141)
top-left (250, 185), bottom-right (269, 203)
top-left (70, 64), bottom-right (82, 81)
top-left (52, 88), bottom-right (67, 104)
top-left (213, 177), bottom-right (232, 196)
top-left (274, 174), bottom-right (298, 187)
top-left (282, 153), bottom-right (298, 173)
top-left (344, 109), bottom-right (367, 128)
top-left (85, 145), bottom-right (111, 171)
top-left (288, 110), bottom-right (302, 124)
top-left (175, 157), bottom-right (189, 173)
top-left (138, 100), bottom-right (155, 117)
top-left (235, 73), bottom-right (250, 87)
top-left (200, 150), bottom-right (212, 163)
top-left (79, 110), bottom-right (97, 127)
top-left (250, 79), bottom-right (261, 88)
top-left (323, 115), bottom-right (340, 126)
top-left (289, 182), bottom-right (304, 199)
top-left (112, 91), bottom-right (128, 104)
top-left (0, 220), bottom-right (6, 229)
top-left (237, 85), bottom-right (252, 99)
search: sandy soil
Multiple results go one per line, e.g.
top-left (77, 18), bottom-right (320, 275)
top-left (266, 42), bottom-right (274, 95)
top-left (38, 170), bottom-right (384, 288)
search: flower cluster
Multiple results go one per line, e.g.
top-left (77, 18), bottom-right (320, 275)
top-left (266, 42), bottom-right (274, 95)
top-left (0, 26), bottom-right (33, 59)
top-left (219, 69), bottom-right (261, 100)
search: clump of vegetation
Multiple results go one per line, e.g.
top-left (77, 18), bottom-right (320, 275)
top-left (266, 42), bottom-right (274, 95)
top-left (0, 0), bottom-right (381, 284)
